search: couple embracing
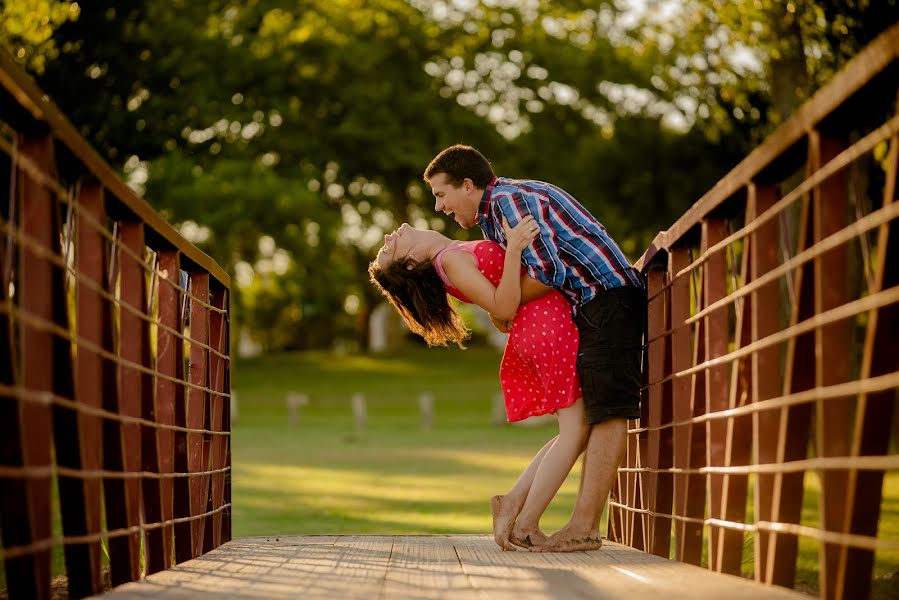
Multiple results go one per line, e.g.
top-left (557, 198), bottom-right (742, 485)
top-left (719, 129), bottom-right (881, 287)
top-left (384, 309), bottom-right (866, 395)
top-left (370, 145), bottom-right (645, 552)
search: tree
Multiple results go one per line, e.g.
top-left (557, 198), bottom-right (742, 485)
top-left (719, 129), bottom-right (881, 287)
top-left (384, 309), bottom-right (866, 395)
top-left (7, 1), bottom-right (892, 350)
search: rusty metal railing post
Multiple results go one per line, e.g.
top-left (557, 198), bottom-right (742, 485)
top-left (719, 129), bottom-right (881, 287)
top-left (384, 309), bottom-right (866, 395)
top-left (627, 22), bottom-right (899, 599)
top-left (0, 48), bottom-right (232, 599)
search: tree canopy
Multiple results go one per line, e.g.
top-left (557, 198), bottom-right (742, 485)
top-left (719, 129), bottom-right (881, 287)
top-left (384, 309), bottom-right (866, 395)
top-left (3, 0), bottom-right (895, 350)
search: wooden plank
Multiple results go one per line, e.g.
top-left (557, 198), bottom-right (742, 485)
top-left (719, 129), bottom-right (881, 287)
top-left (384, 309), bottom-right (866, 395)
top-left (452, 535), bottom-right (603, 599)
top-left (100, 535), bottom-right (812, 599)
top-left (381, 536), bottom-right (478, 599)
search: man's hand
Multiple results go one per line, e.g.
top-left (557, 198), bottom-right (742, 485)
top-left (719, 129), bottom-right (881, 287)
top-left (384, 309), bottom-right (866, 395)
top-left (489, 313), bottom-right (512, 333)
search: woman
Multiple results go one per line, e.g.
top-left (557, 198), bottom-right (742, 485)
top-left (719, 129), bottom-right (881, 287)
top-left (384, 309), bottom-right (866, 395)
top-left (369, 218), bottom-right (588, 551)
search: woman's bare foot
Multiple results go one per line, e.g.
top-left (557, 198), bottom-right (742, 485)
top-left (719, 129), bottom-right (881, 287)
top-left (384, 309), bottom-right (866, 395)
top-left (490, 495), bottom-right (517, 551)
top-left (510, 526), bottom-right (547, 549)
top-left (529, 526), bottom-right (602, 552)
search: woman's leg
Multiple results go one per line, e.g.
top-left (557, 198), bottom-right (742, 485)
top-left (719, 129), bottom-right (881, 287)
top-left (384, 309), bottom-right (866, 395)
top-left (510, 398), bottom-right (589, 547)
top-left (491, 436), bottom-right (556, 550)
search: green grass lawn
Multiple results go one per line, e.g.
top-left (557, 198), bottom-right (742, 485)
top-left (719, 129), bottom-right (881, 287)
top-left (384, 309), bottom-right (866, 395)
top-left (231, 345), bottom-right (584, 536)
top-left (231, 345), bottom-right (898, 598)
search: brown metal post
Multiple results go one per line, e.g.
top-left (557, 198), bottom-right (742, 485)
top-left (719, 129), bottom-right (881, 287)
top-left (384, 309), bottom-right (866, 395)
top-left (644, 267), bottom-right (672, 557)
top-left (204, 284), bottom-right (228, 552)
top-left (835, 130), bottom-right (899, 599)
top-left (221, 285), bottom-right (232, 544)
top-left (173, 267), bottom-right (191, 564)
top-left (140, 251), bottom-right (164, 576)
top-left (188, 273), bottom-right (210, 558)
top-left (63, 180), bottom-right (108, 597)
top-left (702, 218), bottom-right (744, 574)
top-left (670, 246), bottom-right (704, 565)
top-left (765, 174), bottom-right (815, 587)
top-left (688, 252), bottom-right (710, 567)
top-left (106, 222), bottom-right (147, 585)
top-left (809, 132), bottom-right (852, 599)
top-left (7, 134), bottom-right (57, 600)
top-left (153, 250), bottom-right (181, 571)
top-left (720, 195), bottom-right (755, 578)
top-left (748, 182), bottom-right (784, 584)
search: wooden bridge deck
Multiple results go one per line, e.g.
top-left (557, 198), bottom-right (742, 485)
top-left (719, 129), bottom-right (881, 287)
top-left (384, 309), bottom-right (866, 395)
top-left (96, 535), bottom-right (808, 599)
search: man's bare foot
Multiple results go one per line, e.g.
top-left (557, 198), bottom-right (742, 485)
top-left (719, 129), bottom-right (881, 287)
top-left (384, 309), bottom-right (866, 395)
top-left (490, 495), bottom-right (517, 551)
top-left (529, 528), bottom-right (603, 552)
top-left (510, 527), bottom-right (547, 549)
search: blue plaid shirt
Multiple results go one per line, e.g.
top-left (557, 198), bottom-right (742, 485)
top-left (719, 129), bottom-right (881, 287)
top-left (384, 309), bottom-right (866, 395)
top-left (476, 176), bottom-right (643, 314)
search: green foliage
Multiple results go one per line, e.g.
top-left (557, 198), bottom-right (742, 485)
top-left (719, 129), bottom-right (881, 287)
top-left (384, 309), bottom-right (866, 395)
top-left (635, 0), bottom-right (899, 141)
top-left (4, 1), bottom-right (895, 349)
top-left (0, 0), bottom-right (79, 72)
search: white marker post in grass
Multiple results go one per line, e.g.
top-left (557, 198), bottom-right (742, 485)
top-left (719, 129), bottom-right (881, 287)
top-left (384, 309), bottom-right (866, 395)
top-left (419, 391), bottom-right (434, 431)
top-left (351, 392), bottom-right (367, 433)
top-left (286, 392), bottom-right (309, 428)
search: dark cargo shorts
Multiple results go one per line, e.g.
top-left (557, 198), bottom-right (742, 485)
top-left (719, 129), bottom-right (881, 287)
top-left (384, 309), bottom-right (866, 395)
top-left (575, 285), bottom-right (646, 425)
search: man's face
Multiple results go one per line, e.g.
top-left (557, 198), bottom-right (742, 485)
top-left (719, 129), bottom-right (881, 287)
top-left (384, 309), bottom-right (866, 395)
top-left (430, 173), bottom-right (478, 229)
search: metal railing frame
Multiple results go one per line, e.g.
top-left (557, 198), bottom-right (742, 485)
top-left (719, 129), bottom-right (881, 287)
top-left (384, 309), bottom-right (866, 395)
top-left (0, 50), bottom-right (232, 599)
top-left (616, 22), bottom-right (899, 600)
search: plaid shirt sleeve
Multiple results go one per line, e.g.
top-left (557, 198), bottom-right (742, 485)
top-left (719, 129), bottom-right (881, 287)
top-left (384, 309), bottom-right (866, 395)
top-left (494, 191), bottom-right (567, 288)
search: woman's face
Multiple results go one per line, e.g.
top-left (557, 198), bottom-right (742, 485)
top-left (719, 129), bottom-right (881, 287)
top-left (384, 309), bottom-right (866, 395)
top-left (376, 223), bottom-right (438, 267)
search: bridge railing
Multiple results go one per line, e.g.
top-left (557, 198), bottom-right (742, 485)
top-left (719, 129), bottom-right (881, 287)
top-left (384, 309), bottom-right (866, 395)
top-left (615, 22), bottom-right (899, 600)
top-left (0, 51), bottom-right (231, 599)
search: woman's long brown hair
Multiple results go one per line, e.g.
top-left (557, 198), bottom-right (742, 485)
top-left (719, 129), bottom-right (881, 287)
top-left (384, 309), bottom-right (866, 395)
top-left (368, 256), bottom-right (470, 347)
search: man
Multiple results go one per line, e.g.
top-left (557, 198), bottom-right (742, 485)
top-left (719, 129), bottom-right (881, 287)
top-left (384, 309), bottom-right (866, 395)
top-left (424, 144), bottom-right (645, 552)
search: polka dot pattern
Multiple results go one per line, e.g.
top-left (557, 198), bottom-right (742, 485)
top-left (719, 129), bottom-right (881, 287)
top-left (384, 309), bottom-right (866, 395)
top-left (437, 240), bottom-right (582, 422)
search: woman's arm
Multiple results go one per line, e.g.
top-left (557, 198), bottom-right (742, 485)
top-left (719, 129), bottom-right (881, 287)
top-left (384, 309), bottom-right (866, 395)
top-left (443, 216), bottom-right (539, 321)
top-left (488, 274), bottom-right (554, 333)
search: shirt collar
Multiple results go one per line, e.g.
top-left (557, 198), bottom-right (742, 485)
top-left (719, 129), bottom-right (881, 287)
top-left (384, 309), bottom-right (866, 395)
top-left (476, 176), bottom-right (498, 223)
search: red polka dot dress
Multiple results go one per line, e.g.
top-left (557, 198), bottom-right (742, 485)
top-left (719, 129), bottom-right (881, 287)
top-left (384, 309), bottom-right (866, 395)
top-left (434, 240), bottom-right (582, 422)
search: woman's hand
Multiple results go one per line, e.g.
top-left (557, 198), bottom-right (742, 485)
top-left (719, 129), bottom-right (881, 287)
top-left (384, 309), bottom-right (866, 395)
top-left (489, 313), bottom-right (512, 333)
top-left (502, 215), bottom-right (539, 254)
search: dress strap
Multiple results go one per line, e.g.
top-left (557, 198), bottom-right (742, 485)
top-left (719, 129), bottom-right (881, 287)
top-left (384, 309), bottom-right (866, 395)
top-left (433, 242), bottom-right (460, 288)
top-left (433, 241), bottom-right (479, 288)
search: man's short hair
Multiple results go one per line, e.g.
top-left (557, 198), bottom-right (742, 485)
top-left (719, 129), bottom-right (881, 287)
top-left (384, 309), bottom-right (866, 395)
top-left (424, 144), bottom-right (495, 188)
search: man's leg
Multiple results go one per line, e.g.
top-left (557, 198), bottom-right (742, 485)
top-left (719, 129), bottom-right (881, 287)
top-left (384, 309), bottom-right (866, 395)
top-left (531, 417), bottom-right (627, 552)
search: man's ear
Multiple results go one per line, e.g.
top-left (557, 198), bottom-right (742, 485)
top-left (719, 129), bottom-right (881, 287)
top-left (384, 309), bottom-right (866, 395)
top-left (463, 177), bottom-right (474, 194)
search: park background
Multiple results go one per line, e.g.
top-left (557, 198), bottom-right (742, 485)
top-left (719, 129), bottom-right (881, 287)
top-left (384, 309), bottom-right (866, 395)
top-left (1, 1), bottom-right (897, 596)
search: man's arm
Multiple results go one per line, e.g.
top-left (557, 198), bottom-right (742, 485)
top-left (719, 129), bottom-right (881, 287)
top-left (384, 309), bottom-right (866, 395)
top-left (498, 192), bottom-right (567, 289)
top-left (520, 274), bottom-right (553, 304)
